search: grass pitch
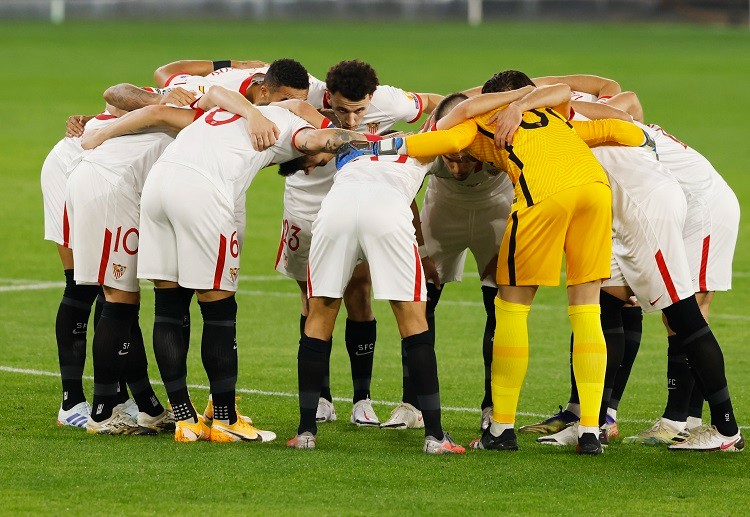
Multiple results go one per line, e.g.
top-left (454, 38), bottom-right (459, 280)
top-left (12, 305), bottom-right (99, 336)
top-left (1, 20), bottom-right (749, 515)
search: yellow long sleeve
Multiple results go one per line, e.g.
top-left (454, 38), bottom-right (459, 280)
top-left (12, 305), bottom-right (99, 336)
top-left (404, 120), bottom-right (478, 158)
top-left (571, 119), bottom-right (646, 147)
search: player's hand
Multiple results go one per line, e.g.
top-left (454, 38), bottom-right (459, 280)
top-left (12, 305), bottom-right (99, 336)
top-left (623, 296), bottom-right (641, 308)
top-left (159, 87), bottom-right (196, 107)
top-left (232, 60), bottom-right (270, 69)
top-left (65, 115), bottom-right (93, 138)
top-left (81, 129), bottom-right (106, 150)
top-left (488, 102), bottom-right (523, 148)
top-left (640, 129), bottom-right (658, 159)
top-left (422, 256), bottom-right (441, 288)
top-left (419, 111), bottom-right (437, 133)
top-left (336, 141), bottom-right (374, 170)
top-left (373, 137), bottom-right (404, 156)
top-left (246, 111), bottom-right (280, 151)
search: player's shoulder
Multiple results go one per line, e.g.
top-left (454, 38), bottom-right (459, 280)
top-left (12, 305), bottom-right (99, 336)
top-left (370, 85), bottom-right (421, 112)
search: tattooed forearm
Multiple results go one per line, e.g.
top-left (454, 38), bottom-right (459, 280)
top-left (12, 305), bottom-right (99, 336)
top-left (319, 129), bottom-right (367, 153)
top-left (103, 84), bottom-right (161, 111)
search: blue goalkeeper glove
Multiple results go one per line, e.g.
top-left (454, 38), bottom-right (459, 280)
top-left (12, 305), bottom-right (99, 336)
top-left (640, 129), bottom-right (658, 159)
top-left (335, 141), bottom-right (374, 170)
top-left (372, 137), bottom-right (404, 156)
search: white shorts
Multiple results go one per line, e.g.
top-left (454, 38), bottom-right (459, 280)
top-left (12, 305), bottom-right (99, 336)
top-left (604, 181), bottom-right (694, 313)
top-left (41, 151), bottom-right (70, 247)
top-left (138, 163), bottom-right (240, 291)
top-left (66, 163), bottom-right (141, 292)
top-left (308, 183), bottom-right (426, 302)
top-left (274, 208), bottom-right (313, 282)
top-left (421, 190), bottom-right (510, 287)
top-left (682, 184), bottom-right (739, 292)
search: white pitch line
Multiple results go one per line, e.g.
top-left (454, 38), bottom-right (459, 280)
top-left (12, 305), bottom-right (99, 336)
top-left (2, 365), bottom-right (747, 428)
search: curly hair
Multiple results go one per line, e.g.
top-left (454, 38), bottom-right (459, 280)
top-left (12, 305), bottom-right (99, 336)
top-left (325, 60), bottom-right (379, 101)
top-left (264, 58), bottom-right (310, 90)
top-left (481, 70), bottom-right (534, 93)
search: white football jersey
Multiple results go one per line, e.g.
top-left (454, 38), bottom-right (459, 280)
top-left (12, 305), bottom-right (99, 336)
top-left (335, 155), bottom-right (432, 201)
top-left (426, 159), bottom-right (512, 210)
top-left (570, 90), bottom-right (598, 102)
top-left (51, 112), bottom-right (119, 174)
top-left (285, 84), bottom-right (425, 219)
top-left (636, 121), bottom-right (722, 196)
top-left (156, 105), bottom-right (311, 208)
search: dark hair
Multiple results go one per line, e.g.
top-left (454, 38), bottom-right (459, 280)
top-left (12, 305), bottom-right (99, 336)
top-left (264, 58), bottom-right (310, 90)
top-left (325, 60), bottom-right (379, 101)
top-left (277, 156), bottom-right (307, 177)
top-left (318, 108), bottom-right (341, 128)
top-left (481, 70), bottom-right (535, 93)
top-left (434, 92), bottom-right (468, 121)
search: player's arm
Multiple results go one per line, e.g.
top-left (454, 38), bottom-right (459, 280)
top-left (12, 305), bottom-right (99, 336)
top-left (532, 74), bottom-right (621, 100)
top-left (436, 86), bottom-right (537, 130)
top-left (80, 105), bottom-right (196, 149)
top-left (65, 114), bottom-right (95, 138)
top-left (571, 118), bottom-right (653, 149)
top-left (153, 59), bottom-right (269, 87)
top-left (603, 91), bottom-right (645, 123)
top-left (270, 99), bottom-right (332, 129)
top-left (375, 120), bottom-right (478, 159)
top-left (293, 127), bottom-right (369, 155)
top-left (410, 199), bottom-right (441, 287)
top-left (200, 85), bottom-right (279, 150)
top-left (571, 100), bottom-right (633, 123)
top-left (415, 93), bottom-right (445, 115)
top-left (103, 83), bottom-right (196, 111)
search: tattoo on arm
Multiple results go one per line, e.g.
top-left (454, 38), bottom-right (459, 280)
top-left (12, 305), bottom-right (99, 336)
top-left (106, 84), bottom-right (160, 111)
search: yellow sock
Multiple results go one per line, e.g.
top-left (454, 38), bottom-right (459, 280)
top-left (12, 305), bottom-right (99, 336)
top-left (568, 304), bottom-right (607, 429)
top-left (491, 298), bottom-right (530, 425)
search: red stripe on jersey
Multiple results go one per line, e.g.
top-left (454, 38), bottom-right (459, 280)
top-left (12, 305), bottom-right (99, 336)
top-left (306, 264), bottom-right (313, 298)
top-left (699, 236), bottom-right (710, 292)
top-left (407, 93), bottom-right (424, 124)
top-left (164, 72), bottom-right (186, 87)
top-left (323, 92), bottom-right (332, 109)
top-left (291, 126), bottom-right (315, 152)
top-left (413, 244), bottom-right (423, 301)
top-left (319, 117), bottom-right (332, 129)
top-left (395, 155), bottom-right (407, 163)
top-left (192, 108), bottom-right (205, 121)
top-left (655, 250), bottom-right (680, 303)
top-left (214, 234), bottom-right (227, 290)
top-left (62, 203), bottom-right (70, 248)
top-left (568, 107), bottom-right (576, 121)
top-left (95, 113), bottom-right (117, 121)
top-left (98, 228), bottom-right (113, 285)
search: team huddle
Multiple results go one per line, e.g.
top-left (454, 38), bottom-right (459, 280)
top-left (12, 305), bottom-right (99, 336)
top-left (41, 56), bottom-right (743, 455)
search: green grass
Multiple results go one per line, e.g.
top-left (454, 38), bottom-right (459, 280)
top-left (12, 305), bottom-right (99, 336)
top-left (1, 20), bottom-right (749, 515)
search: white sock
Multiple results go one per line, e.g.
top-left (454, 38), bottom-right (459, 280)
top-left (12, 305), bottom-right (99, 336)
top-left (686, 416), bottom-right (702, 430)
top-left (661, 417), bottom-right (686, 432)
top-left (490, 418), bottom-right (514, 437)
top-left (578, 425), bottom-right (599, 438)
top-left (606, 407), bottom-right (617, 421)
top-left (565, 403), bottom-right (581, 418)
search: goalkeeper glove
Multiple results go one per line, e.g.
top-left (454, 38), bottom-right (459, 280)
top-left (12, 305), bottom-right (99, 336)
top-left (373, 137), bottom-right (404, 156)
top-left (335, 141), bottom-right (374, 170)
top-left (640, 129), bottom-right (658, 159)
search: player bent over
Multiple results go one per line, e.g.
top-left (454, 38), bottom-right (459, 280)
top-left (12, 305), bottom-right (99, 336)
top-left (286, 146), bottom-right (465, 455)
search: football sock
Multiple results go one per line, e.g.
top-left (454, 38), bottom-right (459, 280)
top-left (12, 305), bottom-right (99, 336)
top-left (126, 317), bottom-right (164, 417)
top-left (56, 269), bottom-right (99, 410)
top-left (688, 383), bottom-right (704, 421)
top-left (153, 287), bottom-right (195, 421)
top-left (297, 335), bottom-right (331, 435)
top-left (567, 333), bottom-right (580, 406)
top-left (599, 292), bottom-right (625, 427)
top-left (199, 296), bottom-right (238, 425)
top-left (491, 298), bottom-right (530, 426)
top-left (609, 306), bottom-right (642, 410)
top-left (568, 304), bottom-right (607, 429)
top-left (91, 302), bottom-right (139, 422)
top-left (662, 296), bottom-right (738, 436)
top-left (93, 291), bottom-right (105, 329)
top-left (402, 331), bottom-right (443, 440)
top-left (401, 340), bottom-right (420, 409)
top-left (178, 286), bottom-right (194, 350)
top-left (425, 282), bottom-right (443, 342)
top-left (345, 319), bottom-right (376, 403)
top-left (481, 286), bottom-right (497, 410)
top-left (115, 378), bottom-right (129, 405)
top-left (662, 334), bottom-right (693, 422)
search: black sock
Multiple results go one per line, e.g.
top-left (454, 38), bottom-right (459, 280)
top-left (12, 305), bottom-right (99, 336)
top-left (178, 286), bottom-right (194, 350)
top-left (568, 333), bottom-right (579, 405)
top-left (297, 335), bottom-right (332, 435)
top-left (345, 319), bottom-right (376, 403)
top-left (610, 306), bottom-right (642, 410)
top-left (663, 296), bottom-right (738, 436)
top-left (401, 339), bottom-right (420, 409)
top-left (93, 291), bottom-right (105, 329)
top-left (599, 291), bottom-right (626, 426)
top-left (115, 378), bottom-right (129, 404)
top-left (199, 296), bottom-right (238, 425)
top-left (688, 382), bottom-right (704, 420)
top-left (91, 302), bottom-right (139, 422)
top-left (403, 331), bottom-right (443, 440)
top-left (662, 334), bottom-right (693, 422)
top-left (56, 269), bottom-right (99, 410)
top-left (153, 287), bottom-right (195, 422)
top-left (481, 286), bottom-right (497, 409)
top-left (126, 316), bottom-right (164, 417)
top-left (425, 282), bottom-right (443, 342)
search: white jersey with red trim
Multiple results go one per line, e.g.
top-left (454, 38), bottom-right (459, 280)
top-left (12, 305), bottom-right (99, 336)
top-left (570, 90), bottom-right (597, 102)
top-left (51, 112), bottom-right (119, 174)
top-left (334, 155), bottom-right (432, 201)
top-left (156, 105), bottom-right (311, 207)
top-left (426, 159), bottom-right (511, 210)
top-left (284, 84), bottom-right (425, 219)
